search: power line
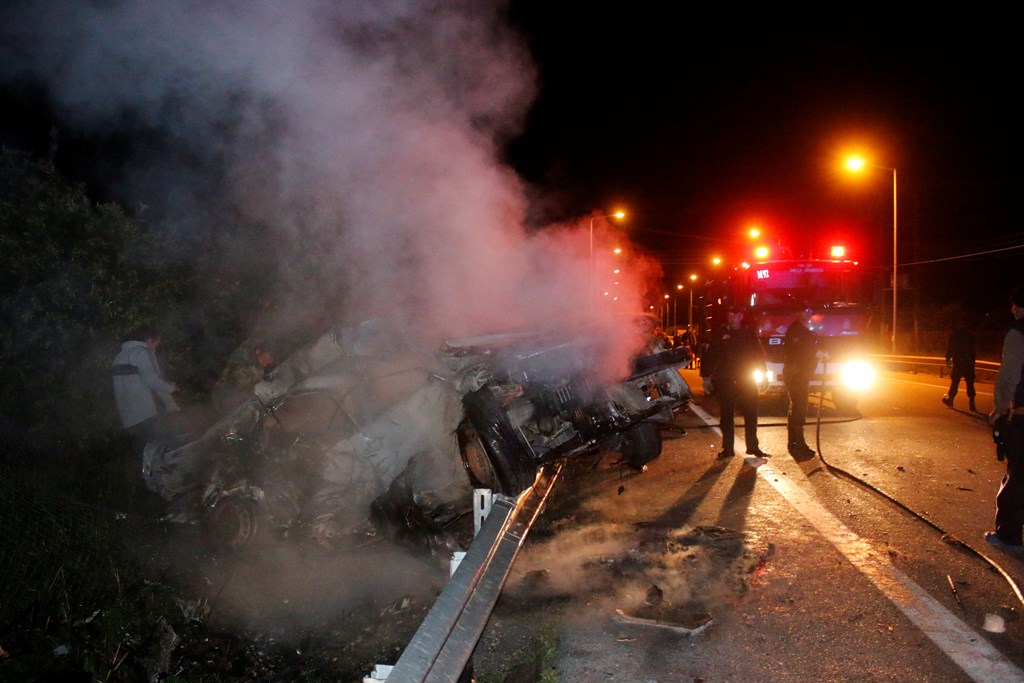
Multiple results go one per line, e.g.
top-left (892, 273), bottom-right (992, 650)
top-left (902, 243), bottom-right (1024, 267)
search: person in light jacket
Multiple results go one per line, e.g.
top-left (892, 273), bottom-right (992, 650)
top-left (112, 326), bottom-right (180, 457)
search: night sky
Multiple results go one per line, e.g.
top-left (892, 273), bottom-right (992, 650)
top-left (2, 4), bottom-right (1022, 314)
top-left (505, 6), bottom-right (1024, 308)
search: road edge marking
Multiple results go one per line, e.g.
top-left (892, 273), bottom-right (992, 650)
top-left (686, 400), bottom-right (1024, 682)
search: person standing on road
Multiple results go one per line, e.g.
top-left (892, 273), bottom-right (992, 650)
top-left (700, 306), bottom-right (769, 459)
top-left (986, 284), bottom-right (1024, 552)
top-left (942, 319), bottom-right (977, 411)
top-left (784, 308), bottom-right (818, 458)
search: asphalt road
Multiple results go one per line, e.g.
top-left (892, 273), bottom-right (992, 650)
top-left (485, 368), bottom-right (1024, 682)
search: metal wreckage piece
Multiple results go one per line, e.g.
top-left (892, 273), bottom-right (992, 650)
top-left (143, 319), bottom-right (692, 549)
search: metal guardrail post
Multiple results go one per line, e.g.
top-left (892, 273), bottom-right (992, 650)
top-left (868, 354), bottom-right (1000, 379)
top-left (385, 464), bottom-right (561, 683)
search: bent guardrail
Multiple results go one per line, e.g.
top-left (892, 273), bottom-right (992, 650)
top-left (384, 463), bottom-right (561, 683)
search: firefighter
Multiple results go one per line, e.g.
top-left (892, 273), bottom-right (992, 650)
top-left (942, 319), bottom-right (977, 411)
top-left (700, 306), bottom-right (769, 459)
top-left (784, 308), bottom-right (818, 458)
top-left (986, 284), bottom-right (1024, 552)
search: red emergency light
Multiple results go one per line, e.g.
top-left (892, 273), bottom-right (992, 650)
top-left (830, 245), bottom-right (846, 258)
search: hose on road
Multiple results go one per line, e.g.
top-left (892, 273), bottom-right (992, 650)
top-left (810, 391), bottom-right (1024, 611)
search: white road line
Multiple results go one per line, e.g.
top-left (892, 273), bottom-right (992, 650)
top-left (687, 400), bottom-right (1024, 683)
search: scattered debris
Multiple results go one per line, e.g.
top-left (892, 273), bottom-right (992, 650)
top-left (72, 609), bottom-right (101, 627)
top-left (983, 613), bottom-right (1006, 633)
top-left (644, 584), bottom-right (663, 606)
top-left (381, 597), bottom-right (411, 615)
top-left (946, 575), bottom-right (962, 609)
top-left (744, 455), bottom-right (767, 468)
top-left (612, 608), bottom-right (712, 636)
top-left (140, 617), bottom-right (181, 681)
top-left (895, 465), bottom-right (905, 472)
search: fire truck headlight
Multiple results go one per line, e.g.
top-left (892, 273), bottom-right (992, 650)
top-left (754, 369), bottom-right (764, 384)
top-left (841, 360), bottom-right (874, 391)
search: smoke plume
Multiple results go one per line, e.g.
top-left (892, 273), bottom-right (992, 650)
top-left (2, 0), bottom-right (659, 369)
top-left (0, 0), bottom-right (668, 636)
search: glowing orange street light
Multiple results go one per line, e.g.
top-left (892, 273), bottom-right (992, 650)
top-left (711, 256), bottom-right (722, 266)
top-left (677, 276), bottom-right (698, 329)
top-left (844, 153), bottom-right (897, 354)
top-left (588, 209), bottom-right (627, 309)
top-left (748, 226), bottom-right (762, 239)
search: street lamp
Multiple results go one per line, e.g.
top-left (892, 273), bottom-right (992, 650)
top-left (675, 274), bottom-right (699, 331)
top-left (845, 156), bottom-right (898, 354)
top-left (688, 273), bottom-right (697, 330)
top-left (589, 210), bottom-right (626, 305)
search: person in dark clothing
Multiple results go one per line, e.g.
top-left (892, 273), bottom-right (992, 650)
top-left (942, 319), bottom-right (977, 411)
top-left (986, 284), bottom-right (1024, 552)
top-left (700, 307), bottom-right (768, 459)
top-left (784, 308), bottom-right (818, 458)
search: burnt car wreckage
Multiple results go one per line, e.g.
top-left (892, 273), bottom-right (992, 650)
top-left (143, 319), bottom-right (692, 549)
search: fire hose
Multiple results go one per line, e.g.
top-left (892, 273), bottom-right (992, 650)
top-left (808, 389), bottom-right (1024, 611)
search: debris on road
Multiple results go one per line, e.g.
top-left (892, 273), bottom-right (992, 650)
top-left (612, 608), bottom-right (712, 635)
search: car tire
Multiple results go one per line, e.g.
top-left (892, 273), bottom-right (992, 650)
top-left (205, 495), bottom-right (261, 550)
top-left (461, 387), bottom-right (538, 495)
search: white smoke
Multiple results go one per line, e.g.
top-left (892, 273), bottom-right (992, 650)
top-left (0, 0), bottom-right (657, 368)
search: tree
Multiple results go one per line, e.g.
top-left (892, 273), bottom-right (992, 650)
top-left (0, 149), bottom-right (190, 450)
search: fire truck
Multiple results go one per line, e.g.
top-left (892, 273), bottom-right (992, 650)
top-left (707, 249), bottom-right (877, 411)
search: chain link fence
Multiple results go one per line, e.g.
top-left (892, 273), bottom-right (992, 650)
top-left (0, 432), bottom-right (167, 631)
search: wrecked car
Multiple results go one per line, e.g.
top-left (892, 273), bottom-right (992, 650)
top-left (143, 319), bottom-right (691, 549)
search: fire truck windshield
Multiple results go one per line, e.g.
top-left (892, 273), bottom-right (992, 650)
top-left (747, 262), bottom-right (863, 310)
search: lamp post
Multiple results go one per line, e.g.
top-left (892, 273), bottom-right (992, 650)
top-left (845, 157), bottom-right (898, 354)
top-left (688, 273), bottom-right (697, 330)
top-left (589, 210), bottom-right (626, 306)
top-left (674, 274), bottom-right (699, 332)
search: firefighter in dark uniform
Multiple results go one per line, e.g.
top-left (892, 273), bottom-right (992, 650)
top-left (700, 306), bottom-right (768, 459)
top-left (986, 283), bottom-right (1024, 551)
top-left (784, 308), bottom-right (818, 458)
top-left (942, 319), bottom-right (977, 411)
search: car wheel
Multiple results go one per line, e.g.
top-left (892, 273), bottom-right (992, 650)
top-left (620, 422), bottom-right (662, 469)
top-left (461, 388), bottom-right (538, 495)
top-left (205, 495), bottom-right (261, 549)
top-left (458, 420), bottom-right (501, 491)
